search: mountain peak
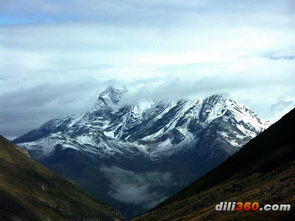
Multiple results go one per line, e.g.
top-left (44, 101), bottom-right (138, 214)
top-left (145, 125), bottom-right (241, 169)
top-left (95, 86), bottom-right (127, 108)
top-left (204, 93), bottom-right (227, 103)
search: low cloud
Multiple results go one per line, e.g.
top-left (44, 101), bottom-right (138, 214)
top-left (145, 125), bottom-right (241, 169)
top-left (1, 67), bottom-right (294, 138)
top-left (265, 49), bottom-right (295, 61)
top-left (267, 55), bottom-right (295, 60)
top-left (100, 166), bottom-right (180, 209)
top-left (270, 97), bottom-right (295, 121)
top-left (0, 79), bottom-right (112, 137)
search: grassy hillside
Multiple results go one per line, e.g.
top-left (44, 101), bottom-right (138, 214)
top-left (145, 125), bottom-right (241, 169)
top-left (0, 136), bottom-right (124, 221)
top-left (133, 108), bottom-right (295, 221)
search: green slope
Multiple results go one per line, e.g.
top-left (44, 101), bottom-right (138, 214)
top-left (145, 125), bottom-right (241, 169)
top-left (0, 136), bottom-right (124, 221)
top-left (134, 108), bottom-right (295, 221)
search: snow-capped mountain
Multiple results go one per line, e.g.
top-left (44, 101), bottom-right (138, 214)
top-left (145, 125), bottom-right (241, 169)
top-left (15, 86), bottom-right (268, 159)
top-left (14, 86), bottom-right (269, 218)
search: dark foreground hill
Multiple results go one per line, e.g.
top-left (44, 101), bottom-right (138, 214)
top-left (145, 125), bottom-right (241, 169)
top-left (133, 108), bottom-right (295, 221)
top-left (0, 135), bottom-right (124, 221)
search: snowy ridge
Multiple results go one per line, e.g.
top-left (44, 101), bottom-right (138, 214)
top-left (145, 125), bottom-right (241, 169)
top-left (15, 87), bottom-right (269, 160)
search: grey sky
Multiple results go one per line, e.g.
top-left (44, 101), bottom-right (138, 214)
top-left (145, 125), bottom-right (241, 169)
top-left (0, 0), bottom-right (294, 138)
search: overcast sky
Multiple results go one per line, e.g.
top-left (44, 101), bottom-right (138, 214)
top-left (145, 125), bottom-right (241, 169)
top-left (0, 0), bottom-right (294, 138)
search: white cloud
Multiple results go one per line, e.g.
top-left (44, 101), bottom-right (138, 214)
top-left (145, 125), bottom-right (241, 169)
top-left (100, 166), bottom-right (177, 209)
top-left (0, 0), bottom-right (294, 137)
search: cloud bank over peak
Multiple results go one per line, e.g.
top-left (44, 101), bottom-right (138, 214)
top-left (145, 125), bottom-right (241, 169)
top-left (0, 0), bottom-right (294, 137)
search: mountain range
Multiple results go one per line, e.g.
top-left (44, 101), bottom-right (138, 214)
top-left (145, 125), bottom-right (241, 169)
top-left (14, 86), bottom-right (270, 218)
